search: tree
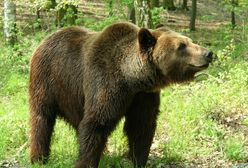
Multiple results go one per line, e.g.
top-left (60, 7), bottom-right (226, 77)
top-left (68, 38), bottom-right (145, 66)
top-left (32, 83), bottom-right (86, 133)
top-left (3, 0), bottom-right (16, 45)
top-left (134, 0), bottom-right (153, 28)
top-left (231, 0), bottom-right (238, 29)
top-left (151, 0), bottom-right (159, 8)
top-left (128, 6), bottom-right (136, 24)
top-left (32, 0), bottom-right (78, 27)
top-left (31, 0), bottom-right (57, 29)
top-left (56, 4), bottom-right (78, 27)
top-left (181, 0), bottom-right (189, 10)
top-left (163, 0), bottom-right (176, 10)
top-left (223, 0), bottom-right (248, 29)
top-left (189, 0), bottom-right (197, 31)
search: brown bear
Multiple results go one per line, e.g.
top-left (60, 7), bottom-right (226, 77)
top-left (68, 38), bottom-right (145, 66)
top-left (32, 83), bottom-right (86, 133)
top-left (29, 22), bottom-right (213, 168)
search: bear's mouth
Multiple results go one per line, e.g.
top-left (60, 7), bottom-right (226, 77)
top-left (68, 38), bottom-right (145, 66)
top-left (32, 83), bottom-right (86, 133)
top-left (188, 63), bottom-right (209, 70)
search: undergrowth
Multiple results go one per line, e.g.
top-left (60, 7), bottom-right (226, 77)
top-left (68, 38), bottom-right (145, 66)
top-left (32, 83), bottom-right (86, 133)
top-left (0, 20), bottom-right (248, 167)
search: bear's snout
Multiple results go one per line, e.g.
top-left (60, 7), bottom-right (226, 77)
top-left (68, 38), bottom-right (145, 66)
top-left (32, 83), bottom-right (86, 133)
top-left (204, 51), bottom-right (213, 63)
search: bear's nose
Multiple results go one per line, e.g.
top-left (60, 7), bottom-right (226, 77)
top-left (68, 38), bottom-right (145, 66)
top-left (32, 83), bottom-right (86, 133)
top-left (205, 51), bottom-right (213, 63)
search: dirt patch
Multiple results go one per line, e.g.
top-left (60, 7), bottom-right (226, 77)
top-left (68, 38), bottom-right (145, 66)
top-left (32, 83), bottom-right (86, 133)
top-left (209, 108), bottom-right (248, 135)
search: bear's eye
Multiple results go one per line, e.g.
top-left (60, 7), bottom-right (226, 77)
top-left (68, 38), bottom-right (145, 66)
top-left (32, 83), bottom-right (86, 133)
top-left (178, 43), bottom-right (187, 50)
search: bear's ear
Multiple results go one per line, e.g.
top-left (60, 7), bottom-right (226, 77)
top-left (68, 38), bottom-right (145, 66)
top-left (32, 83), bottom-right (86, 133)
top-left (138, 28), bottom-right (156, 54)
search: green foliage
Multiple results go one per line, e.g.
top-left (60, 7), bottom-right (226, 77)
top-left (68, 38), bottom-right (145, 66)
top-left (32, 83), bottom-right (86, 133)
top-left (99, 155), bottom-right (132, 168)
top-left (242, 118), bottom-right (248, 126)
top-left (1, 7), bottom-right (248, 167)
top-left (55, 0), bottom-right (78, 8)
top-left (223, 136), bottom-right (246, 161)
top-left (83, 16), bottom-right (120, 31)
top-left (239, 0), bottom-right (248, 7)
top-left (107, 119), bottom-right (128, 155)
top-left (199, 15), bottom-right (215, 22)
top-left (30, 0), bottom-right (78, 10)
top-left (104, 0), bottom-right (134, 20)
top-left (151, 7), bottom-right (164, 28)
top-left (223, 0), bottom-right (248, 14)
top-left (30, 0), bottom-right (79, 27)
top-left (215, 39), bottom-right (235, 67)
top-left (118, 0), bottom-right (133, 6)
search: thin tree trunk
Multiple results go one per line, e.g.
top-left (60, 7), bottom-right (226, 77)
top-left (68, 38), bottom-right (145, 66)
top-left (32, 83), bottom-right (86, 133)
top-left (163, 0), bottom-right (176, 10)
top-left (231, 0), bottom-right (236, 29)
top-left (128, 6), bottom-right (136, 24)
top-left (56, 8), bottom-right (66, 27)
top-left (189, 0), bottom-right (197, 31)
top-left (51, 0), bottom-right (57, 8)
top-left (35, 9), bottom-right (42, 29)
top-left (231, 11), bottom-right (235, 29)
top-left (182, 0), bottom-right (189, 10)
top-left (4, 0), bottom-right (16, 45)
top-left (134, 0), bottom-right (152, 28)
top-left (151, 0), bottom-right (159, 8)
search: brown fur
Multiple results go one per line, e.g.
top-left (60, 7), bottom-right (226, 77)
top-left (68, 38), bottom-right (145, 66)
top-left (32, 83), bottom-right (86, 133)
top-left (29, 22), bottom-right (212, 168)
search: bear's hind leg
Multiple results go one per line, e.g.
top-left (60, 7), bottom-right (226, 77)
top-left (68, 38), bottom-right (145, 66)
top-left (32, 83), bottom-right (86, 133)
top-left (124, 92), bottom-right (160, 167)
top-left (30, 103), bottom-right (57, 164)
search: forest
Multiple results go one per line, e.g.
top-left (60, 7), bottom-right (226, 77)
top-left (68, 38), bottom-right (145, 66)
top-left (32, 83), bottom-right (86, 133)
top-left (0, 0), bottom-right (248, 167)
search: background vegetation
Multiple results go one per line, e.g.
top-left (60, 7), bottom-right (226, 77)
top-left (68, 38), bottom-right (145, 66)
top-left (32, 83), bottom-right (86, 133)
top-left (0, 0), bottom-right (248, 167)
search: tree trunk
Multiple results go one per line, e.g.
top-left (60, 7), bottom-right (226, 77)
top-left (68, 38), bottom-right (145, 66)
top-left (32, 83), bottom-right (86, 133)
top-left (163, 0), bottom-right (176, 10)
top-left (189, 0), bottom-right (197, 31)
top-left (231, 0), bottom-right (236, 29)
top-left (50, 0), bottom-right (57, 9)
top-left (35, 9), bottom-right (42, 29)
top-left (134, 0), bottom-right (152, 28)
top-left (151, 0), bottom-right (159, 8)
top-left (56, 8), bottom-right (66, 27)
top-left (4, 0), bottom-right (16, 45)
top-left (231, 11), bottom-right (235, 29)
top-left (182, 0), bottom-right (189, 10)
top-left (128, 6), bottom-right (136, 24)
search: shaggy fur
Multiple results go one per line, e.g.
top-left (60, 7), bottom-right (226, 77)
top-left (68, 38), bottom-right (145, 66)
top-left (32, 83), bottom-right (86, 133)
top-left (29, 22), bottom-right (212, 168)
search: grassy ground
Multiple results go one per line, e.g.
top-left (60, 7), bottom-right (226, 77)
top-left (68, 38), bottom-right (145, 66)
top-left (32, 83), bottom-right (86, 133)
top-left (1, 8), bottom-right (248, 168)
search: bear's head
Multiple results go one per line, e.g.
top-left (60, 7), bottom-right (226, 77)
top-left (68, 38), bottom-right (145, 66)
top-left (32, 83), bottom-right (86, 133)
top-left (138, 27), bottom-right (213, 87)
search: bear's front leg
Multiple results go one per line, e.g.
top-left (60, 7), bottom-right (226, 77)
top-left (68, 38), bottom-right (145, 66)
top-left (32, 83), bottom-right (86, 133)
top-left (75, 88), bottom-right (130, 168)
top-left (124, 91), bottom-right (160, 168)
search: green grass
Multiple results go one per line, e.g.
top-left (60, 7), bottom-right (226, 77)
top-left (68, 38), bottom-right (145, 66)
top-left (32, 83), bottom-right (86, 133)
top-left (0, 23), bottom-right (248, 167)
top-left (157, 61), bottom-right (248, 163)
top-left (224, 135), bottom-right (246, 161)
